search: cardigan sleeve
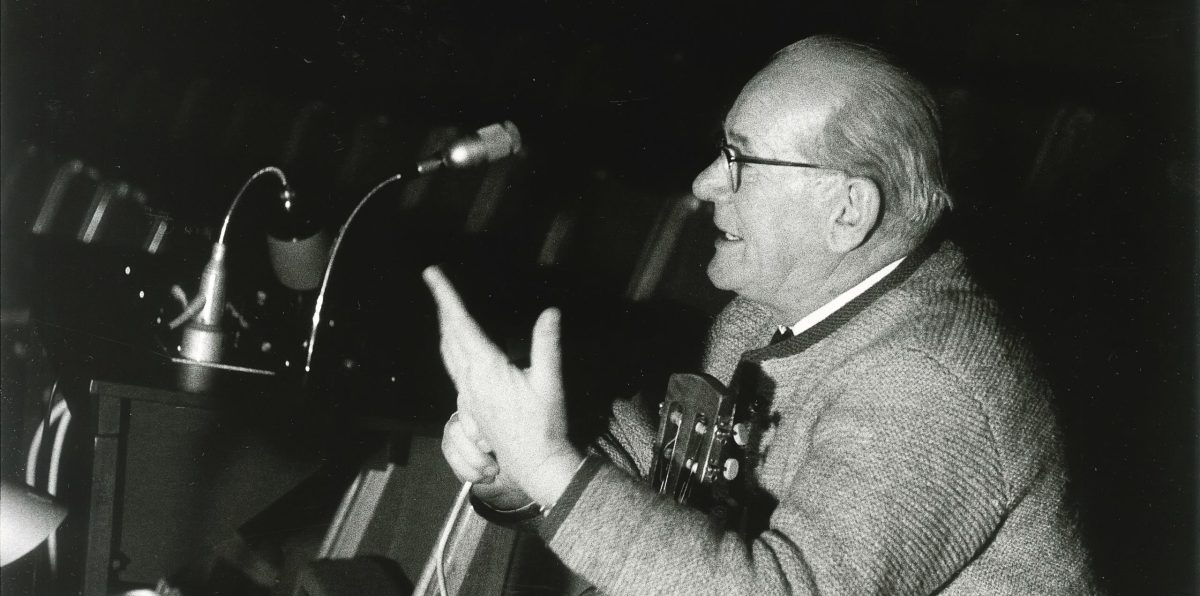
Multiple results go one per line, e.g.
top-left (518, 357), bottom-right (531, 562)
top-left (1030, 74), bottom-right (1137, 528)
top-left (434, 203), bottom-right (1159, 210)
top-left (469, 394), bottom-right (656, 532)
top-left (592, 395), bottom-right (659, 478)
top-left (537, 352), bottom-right (1010, 595)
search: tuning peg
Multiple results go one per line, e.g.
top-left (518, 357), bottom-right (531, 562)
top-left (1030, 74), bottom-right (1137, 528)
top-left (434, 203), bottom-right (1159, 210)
top-left (704, 458), bottom-right (741, 482)
top-left (733, 423), bottom-right (750, 446)
top-left (722, 458), bottom-right (740, 480)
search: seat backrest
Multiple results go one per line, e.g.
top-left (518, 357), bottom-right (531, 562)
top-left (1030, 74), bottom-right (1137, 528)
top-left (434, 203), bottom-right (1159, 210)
top-left (31, 159), bottom-right (102, 239)
top-left (542, 172), bottom-right (666, 295)
top-left (632, 195), bottom-right (732, 317)
top-left (335, 113), bottom-right (418, 197)
top-left (310, 436), bottom-right (498, 594)
top-left (625, 192), bottom-right (704, 302)
top-left (81, 182), bottom-right (160, 251)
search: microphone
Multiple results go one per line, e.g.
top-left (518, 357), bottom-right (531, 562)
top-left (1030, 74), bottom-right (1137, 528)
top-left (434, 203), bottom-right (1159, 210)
top-left (175, 167), bottom-right (293, 363)
top-left (302, 121), bottom-right (523, 373)
top-left (416, 121), bottom-right (522, 174)
top-left (177, 242), bottom-right (229, 361)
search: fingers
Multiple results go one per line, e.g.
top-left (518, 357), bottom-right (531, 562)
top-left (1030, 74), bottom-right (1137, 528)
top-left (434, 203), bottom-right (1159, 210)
top-left (444, 447), bottom-right (496, 484)
top-left (422, 265), bottom-right (507, 389)
top-left (423, 265), bottom-right (472, 381)
top-left (443, 415), bottom-right (499, 484)
top-left (421, 265), bottom-right (465, 320)
top-left (422, 266), bottom-right (486, 343)
top-left (528, 307), bottom-right (563, 396)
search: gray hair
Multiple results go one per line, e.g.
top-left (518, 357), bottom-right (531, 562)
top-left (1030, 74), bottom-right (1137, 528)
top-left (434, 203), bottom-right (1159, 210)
top-left (776, 35), bottom-right (952, 241)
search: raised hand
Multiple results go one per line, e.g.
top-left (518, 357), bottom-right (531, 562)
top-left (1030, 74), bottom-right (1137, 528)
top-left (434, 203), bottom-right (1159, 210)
top-left (423, 266), bottom-right (583, 507)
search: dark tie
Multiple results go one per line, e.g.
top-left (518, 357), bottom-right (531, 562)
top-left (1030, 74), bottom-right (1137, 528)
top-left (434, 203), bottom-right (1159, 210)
top-left (770, 328), bottom-right (794, 345)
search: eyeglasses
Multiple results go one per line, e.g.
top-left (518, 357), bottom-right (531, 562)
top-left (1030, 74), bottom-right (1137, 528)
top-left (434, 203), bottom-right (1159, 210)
top-left (718, 141), bottom-right (841, 193)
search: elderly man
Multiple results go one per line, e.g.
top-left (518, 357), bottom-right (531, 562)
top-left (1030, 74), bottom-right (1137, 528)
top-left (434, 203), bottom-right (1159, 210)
top-left (425, 35), bottom-right (1095, 594)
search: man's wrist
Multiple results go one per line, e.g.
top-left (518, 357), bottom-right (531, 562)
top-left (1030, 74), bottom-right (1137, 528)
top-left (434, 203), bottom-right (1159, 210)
top-left (520, 447), bottom-right (585, 508)
top-left (470, 482), bottom-right (533, 512)
top-left (470, 494), bottom-right (543, 525)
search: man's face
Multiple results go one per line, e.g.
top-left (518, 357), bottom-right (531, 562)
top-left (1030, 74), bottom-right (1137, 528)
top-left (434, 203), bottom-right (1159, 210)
top-left (691, 61), bottom-right (843, 315)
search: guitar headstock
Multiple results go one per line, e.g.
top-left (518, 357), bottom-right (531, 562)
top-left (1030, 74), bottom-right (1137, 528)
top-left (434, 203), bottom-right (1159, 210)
top-left (650, 373), bottom-right (750, 508)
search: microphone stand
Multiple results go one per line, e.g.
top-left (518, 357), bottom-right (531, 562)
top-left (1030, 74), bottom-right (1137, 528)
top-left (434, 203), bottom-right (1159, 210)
top-left (302, 171), bottom-right (407, 372)
top-left (301, 120), bottom-right (522, 373)
top-left (174, 166), bottom-right (293, 363)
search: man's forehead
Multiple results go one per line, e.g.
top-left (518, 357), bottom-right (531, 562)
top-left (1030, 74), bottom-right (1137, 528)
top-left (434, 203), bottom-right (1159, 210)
top-left (724, 59), bottom-right (841, 152)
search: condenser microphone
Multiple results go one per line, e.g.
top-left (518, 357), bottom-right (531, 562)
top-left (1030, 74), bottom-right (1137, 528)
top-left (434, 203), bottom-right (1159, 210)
top-left (178, 242), bottom-right (229, 362)
top-left (416, 121), bottom-right (523, 174)
top-left (175, 167), bottom-right (293, 363)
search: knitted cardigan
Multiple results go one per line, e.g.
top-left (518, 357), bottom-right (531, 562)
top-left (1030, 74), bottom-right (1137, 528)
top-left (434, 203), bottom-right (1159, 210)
top-left (526, 242), bottom-right (1095, 595)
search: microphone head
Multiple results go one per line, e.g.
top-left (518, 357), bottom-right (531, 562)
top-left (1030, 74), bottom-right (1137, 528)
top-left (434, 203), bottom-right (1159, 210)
top-left (445, 121), bottom-right (523, 168)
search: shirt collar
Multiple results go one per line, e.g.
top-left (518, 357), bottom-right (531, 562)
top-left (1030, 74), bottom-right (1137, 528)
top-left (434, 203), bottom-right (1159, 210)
top-left (778, 257), bottom-right (906, 337)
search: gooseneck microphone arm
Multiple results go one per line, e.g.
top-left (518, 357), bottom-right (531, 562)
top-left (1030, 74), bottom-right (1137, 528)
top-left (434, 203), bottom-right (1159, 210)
top-left (301, 120), bottom-right (522, 373)
top-left (219, 166), bottom-right (293, 246)
top-left (302, 172), bottom-right (406, 372)
top-left (171, 166), bottom-right (293, 334)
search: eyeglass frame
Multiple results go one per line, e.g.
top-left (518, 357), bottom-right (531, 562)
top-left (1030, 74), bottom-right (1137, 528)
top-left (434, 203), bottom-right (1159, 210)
top-left (718, 140), bottom-right (843, 193)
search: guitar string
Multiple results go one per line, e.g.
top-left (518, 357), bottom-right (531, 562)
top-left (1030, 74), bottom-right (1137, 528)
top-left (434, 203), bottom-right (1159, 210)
top-left (660, 422), bottom-right (682, 495)
top-left (658, 436), bottom-right (675, 494)
top-left (657, 435), bottom-right (676, 489)
top-left (679, 418), bottom-right (701, 503)
top-left (680, 453), bottom-right (698, 504)
top-left (680, 423), bottom-right (713, 504)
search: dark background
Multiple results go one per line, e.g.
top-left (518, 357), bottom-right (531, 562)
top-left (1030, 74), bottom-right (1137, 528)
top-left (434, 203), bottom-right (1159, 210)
top-left (1, 0), bottom-right (1196, 594)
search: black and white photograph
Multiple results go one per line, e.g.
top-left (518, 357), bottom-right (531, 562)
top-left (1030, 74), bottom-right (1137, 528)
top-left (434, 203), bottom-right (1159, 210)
top-left (1, 1), bottom-right (1196, 594)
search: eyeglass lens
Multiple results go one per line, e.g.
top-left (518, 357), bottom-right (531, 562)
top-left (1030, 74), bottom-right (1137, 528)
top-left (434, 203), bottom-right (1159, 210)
top-left (721, 145), bottom-right (740, 192)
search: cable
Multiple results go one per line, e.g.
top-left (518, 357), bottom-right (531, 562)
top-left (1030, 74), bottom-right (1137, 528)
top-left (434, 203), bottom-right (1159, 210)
top-left (168, 292), bottom-right (206, 330)
top-left (170, 284), bottom-right (189, 308)
top-left (302, 173), bottom-right (406, 372)
top-left (433, 482), bottom-right (473, 595)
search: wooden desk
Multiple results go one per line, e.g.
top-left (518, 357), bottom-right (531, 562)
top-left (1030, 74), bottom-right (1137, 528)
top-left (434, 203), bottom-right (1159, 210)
top-left (83, 360), bottom-right (326, 596)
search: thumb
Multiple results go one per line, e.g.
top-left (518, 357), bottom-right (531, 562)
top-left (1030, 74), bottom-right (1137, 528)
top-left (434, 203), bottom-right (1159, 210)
top-left (458, 409), bottom-right (494, 454)
top-left (528, 307), bottom-right (563, 396)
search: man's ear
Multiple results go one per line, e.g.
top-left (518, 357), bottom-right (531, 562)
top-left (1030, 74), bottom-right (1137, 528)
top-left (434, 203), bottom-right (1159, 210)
top-left (826, 176), bottom-right (882, 252)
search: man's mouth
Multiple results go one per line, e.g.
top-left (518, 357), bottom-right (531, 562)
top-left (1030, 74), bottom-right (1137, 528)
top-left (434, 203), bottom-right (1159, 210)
top-left (719, 230), bottom-right (743, 242)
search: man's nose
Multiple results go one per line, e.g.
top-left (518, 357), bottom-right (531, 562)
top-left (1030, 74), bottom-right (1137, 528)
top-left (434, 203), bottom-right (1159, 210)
top-left (691, 157), bottom-right (729, 203)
